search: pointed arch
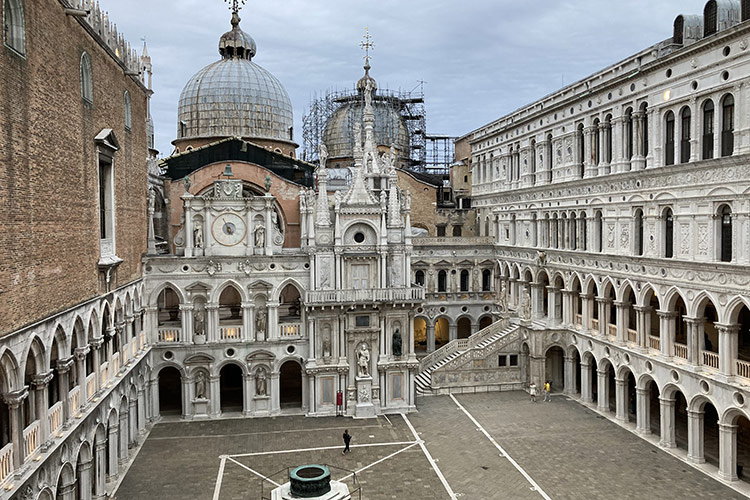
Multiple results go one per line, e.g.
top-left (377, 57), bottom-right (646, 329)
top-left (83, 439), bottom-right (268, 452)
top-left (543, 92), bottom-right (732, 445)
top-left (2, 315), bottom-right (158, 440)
top-left (211, 279), bottom-right (249, 303)
top-left (0, 349), bottom-right (20, 392)
top-left (271, 277), bottom-right (305, 304)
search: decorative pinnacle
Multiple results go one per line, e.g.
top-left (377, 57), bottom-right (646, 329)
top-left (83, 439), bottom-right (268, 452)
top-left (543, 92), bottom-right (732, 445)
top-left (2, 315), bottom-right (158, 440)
top-left (224, 0), bottom-right (246, 14)
top-left (360, 27), bottom-right (374, 68)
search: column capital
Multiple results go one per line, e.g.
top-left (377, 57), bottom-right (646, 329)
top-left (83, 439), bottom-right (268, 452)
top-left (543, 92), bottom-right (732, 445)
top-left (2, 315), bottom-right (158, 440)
top-left (714, 323), bottom-right (740, 335)
top-left (656, 310), bottom-right (678, 319)
top-left (74, 346), bottom-right (90, 361)
top-left (32, 370), bottom-right (54, 388)
top-left (56, 357), bottom-right (74, 374)
top-left (144, 306), bottom-right (158, 313)
top-left (687, 409), bottom-right (704, 418)
top-left (95, 441), bottom-right (107, 452)
top-left (719, 422), bottom-right (739, 432)
top-left (2, 387), bottom-right (29, 407)
top-left (90, 336), bottom-right (104, 349)
top-left (205, 303), bottom-right (220, 311)
top-left (179, 304), bottom-right (194, 312)
top-left (595, 297), bottom-right (613, 305)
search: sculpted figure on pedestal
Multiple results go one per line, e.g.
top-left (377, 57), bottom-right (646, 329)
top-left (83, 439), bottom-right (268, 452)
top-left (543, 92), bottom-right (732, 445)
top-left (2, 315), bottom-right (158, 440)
top-left (195, 371), bottom-right (206, 399)
top-left (357, 343), bottom-right (370, 377)
top-left (255, 367), bottom-right (267, 396)
top-left (256, 309), bottom-right (267, 335)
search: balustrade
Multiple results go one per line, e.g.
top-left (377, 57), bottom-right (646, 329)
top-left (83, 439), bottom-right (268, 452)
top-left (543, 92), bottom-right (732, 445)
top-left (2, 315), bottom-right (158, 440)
top-left (737, 359), bottom-right (750, 379)
top-left (648, 335), bottom-right (661, 351)
top-left (157, 327), bottom-right (181, 343)
top-left (23, 421), bottom-right (40, 458)
top-left (0, 443), bottom-right (12, 484)
top-left (280, 323), bottom-right (301, 338)
top-left (111, 352), bottom-right (120, 374)
top-left (86, 373), bottom-right (96, 400)
top-left (100, 361), bottom-right (109, 385)
top-left (69, 386), bottom-right (80, 416)
top-left (674, 342), bottom-right (688, 359)
top-left (607, 323), bottom-right (617, 338)
top-left (48, 401), bottom-right (63, 436)
top-left (139, 331), bottom-right (146, 349)
top-left (627, 328), bottom-right (637, 344)
top-left (219, 325), bottom-right (242, 341)
top-left (702, 350), bottom-right (719, 369)
top-left (306, 287), bottom-right (425, 305)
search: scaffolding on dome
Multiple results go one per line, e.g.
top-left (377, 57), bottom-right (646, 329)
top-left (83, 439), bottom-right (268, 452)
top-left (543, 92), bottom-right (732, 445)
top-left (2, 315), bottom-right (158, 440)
top-left (302, 85), bottom-right (431, 172)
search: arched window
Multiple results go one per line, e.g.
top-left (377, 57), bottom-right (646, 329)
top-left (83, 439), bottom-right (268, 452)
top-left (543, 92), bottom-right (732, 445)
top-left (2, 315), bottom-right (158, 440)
top-left (124, 91), bottom-right (132, 131)
top-left (674, 15), bottom-right (685, 45)
top-left (437, 270), bottom-right (447, 292)
top-left (80, 52), bottom-right (93, 103)
top-left (482, 269), bottom-right (491, 292)
top-left (593, 119), bottom-right (601, 166)
top-left (415, 270), bottom-right (425, 287)
top-left (680, 107), bottom-right (691, 163)
top-left (3, 0), bottom-right (25, 55)
top-left (605, 115), bottom-right (613, 164)
top-left (641, 103), bottom-right (649, 160)
top-left (595, 210), bottom-right (603, 252)
top-left (743, 0), bottom-right (750, 21)
top-left (664, 111), bottom-right (675, 166)
top-left (634, 209), bottom-right (644, 256)
top-left (546, 134), bottom-right (553, 182)
top-left (460, 270), bottom-right (469, 292)
top-left (530, 139), bottom-right (537, 181)
top-left (580, 213), bottom-right (587, 251)
top-left (570, 214), bottom-right (578, 250)
top-left (576, 124), bottom-right (585, 178)
top-left (664, 208), bottom-right (674, 258)
top-left (625, 108), bottom-right (634, 160)
top-left (702, 100), bottom-right (715, 159)
top-left (719, 205), bottom-right (733, 262)
top-left (452, 225), bottom-right (462, 237)
top-left (705, 1), bottom-right (718, 36)
top-left (721, 94), bottom-right (735, 157)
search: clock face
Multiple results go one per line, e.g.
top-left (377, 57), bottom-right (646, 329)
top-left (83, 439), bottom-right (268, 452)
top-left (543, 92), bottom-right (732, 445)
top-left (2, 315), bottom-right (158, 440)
top-left (211, 213), bottom-right (246, 246)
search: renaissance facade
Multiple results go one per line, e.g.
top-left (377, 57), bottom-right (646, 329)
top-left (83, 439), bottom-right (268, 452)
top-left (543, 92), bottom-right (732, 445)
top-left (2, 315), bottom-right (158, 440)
top-left (460, 0), bottom-right (750, 486)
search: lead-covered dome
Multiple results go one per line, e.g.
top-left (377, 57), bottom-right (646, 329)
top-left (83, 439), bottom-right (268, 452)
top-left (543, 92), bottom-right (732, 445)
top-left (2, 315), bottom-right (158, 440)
top-left (176, 12), bottom-right (294, 146)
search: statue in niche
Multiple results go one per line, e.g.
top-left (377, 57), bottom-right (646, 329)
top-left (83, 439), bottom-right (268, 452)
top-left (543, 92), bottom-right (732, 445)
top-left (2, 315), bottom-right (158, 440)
top-left (306, 189), bottom-right (315, 210)
top-left (357, 343), bottom-right (370, 377)
top-left (392, 328), bottom-right (402, 357)
top-left (254, 222), bottom-right (265, 248)
top-left (194, 308), bottom-right (205, 335)
top-left (255, 309), bottom-right (267, 336)
top-left (194, 223), bottom-right (204, 249)
top-left (521, 288), bottom-right (531, 320)
top-left (353, 122), bottom-right (362, 150)
top-left (272, 209), bottom-right (284, 245)
top-left (380, 190), bottom-right (387, 210)
top-left (322, 333), bottom-right (331, 357)
top-left (255, 367), bottom-right (267, 396)
top-left (450, 270), bottom-right (457, 292)
top-left (472, 269), bottom-right (479, 292)
top-left (195, 371), bottom-right (207, 399)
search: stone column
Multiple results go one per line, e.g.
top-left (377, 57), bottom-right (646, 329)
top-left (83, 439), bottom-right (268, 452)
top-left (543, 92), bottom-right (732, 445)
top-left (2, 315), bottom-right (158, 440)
top-left (599, 122), bottom-right (611, 174)
top-left (426, 323), bottom-right (435, 353)
top-left (137, 388), bottom-right (147, 434)
top-left (615, 377), bottom-right (628, 422)
top-left (118, 410), bottom-right (128, 464)
top-left (270, 372), bottom-right (281, 414)
top-left (77, 454), bottom-right (93, 500)
top-left (241, 302), bottom-right (253, 341)
top-left (58, 476), bottom-right (76, 500)
top-left (687, 409), bottom-right (705, 463)
top-left (94, 440), bottom-right (107, 500)
top-left (632, 111), bottom-right (646, 170)
top-left (242, 373), bottom-right (253, 417)
top-left (611, 115), bottom-right (624, 173)
top-left (209, 376), bottom-right (221, 417)
top-left (56, 357), bottom-right (73, 426)
top-left (31, 371), bottom-right (53, 448)
top-left (659, 396), bottom-right (676, 448)
top-left (74, 347), bottom-right (88, 410)
top-left (205, 304), bottom-right (219, 343)
top-left (636, 388), bottom-right (650, 435)
top-left (581, 294), bottom-right (594, 331)
top-left (90, 337), bottom-right (103, 393)
top-left (583, 126), bottom-right (597, 178)
top-left (128, 399), bottom-right (138, 447)
top-left (684, 316), bottom-right (702, 365)
top-left (596, 369), bottom-right (609, 412)
top-left (448, 324), bottom-right (457, 342)
top-left (613, 301), bottom-right (627, 344)
top-left (717, 324), bottom-right (739, 379)
top-left (3, 389), bottom-right (28, 468)
top-left (563, 355), bottom-right (576, 395)
top-left (531, 283), bottom-right (545, 320)
top-left (268, 302), bottom-right (280, 341)
top-left (580, 361), bottom-right (593, 403)
top-left (719, 422), bottom-right (739, 481)
top-left (596, 298), bottom-right (608, 336)
top-left (107, 424), bottom-right (119, 478)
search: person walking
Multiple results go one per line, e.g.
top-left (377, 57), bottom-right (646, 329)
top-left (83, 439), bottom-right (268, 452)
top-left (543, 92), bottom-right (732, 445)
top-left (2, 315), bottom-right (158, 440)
top-left (342, 429), bottom-right (352, 454)
top-left (529, 382), bottom-right (537, 402)
top-left (543, 380), bottom-right (551, 402)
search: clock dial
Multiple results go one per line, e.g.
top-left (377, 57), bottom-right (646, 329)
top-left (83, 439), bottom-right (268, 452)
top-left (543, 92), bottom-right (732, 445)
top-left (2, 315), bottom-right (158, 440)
top-left (212, 213), bottom-right (246, 246)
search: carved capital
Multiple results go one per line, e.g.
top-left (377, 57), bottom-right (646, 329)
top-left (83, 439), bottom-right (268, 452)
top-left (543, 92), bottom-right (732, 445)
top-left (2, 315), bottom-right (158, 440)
top-left (32, 370), bottom-right (54, 388)
top-left (74, 346), bottom-right (90, 361)
top-left (56, 357), bottom-right (75, 374)
top-left (3, 388), bottom-right (29, 407)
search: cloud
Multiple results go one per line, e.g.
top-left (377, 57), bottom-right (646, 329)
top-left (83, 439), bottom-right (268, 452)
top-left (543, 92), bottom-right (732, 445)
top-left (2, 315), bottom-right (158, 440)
top-left (102, 0), bottom-right (708, 157)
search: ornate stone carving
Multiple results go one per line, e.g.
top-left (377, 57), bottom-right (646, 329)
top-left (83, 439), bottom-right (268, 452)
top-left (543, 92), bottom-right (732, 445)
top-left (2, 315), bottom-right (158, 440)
top-left (357, 343), bottom-right (370, 377)
top-left (255, 367), bottom-right (267, 396)
top-left (255, 309), bottom-right (267, 335)
top-left (697, 224), bottom-right (709, 255)
top-left (195, 371), bottom-right (207, 399)
top-left (254, 222), bottom-right (265, 248)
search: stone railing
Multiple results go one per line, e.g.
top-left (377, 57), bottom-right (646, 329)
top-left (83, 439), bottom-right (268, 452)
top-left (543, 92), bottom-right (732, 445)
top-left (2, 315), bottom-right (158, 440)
top-left (737, 359), bottom-right (750, 379)
top-left (306, 287), bottom-right (424, 305)
top-left (23, 421), bottom-right (40, 458)
top-left (418, 317), bottom-right (510, 372)
top-left (627, 329), bottom-right (637, 344)
top-left (592, 318), bottom-right (599, 331)
top-left (139, 331), bottom-right (146, 350)
top-left (157, 327), bottom-right (181, 343)
top-left (674, 343), bottom-right (688, 359)
top-left (48, 401), bottom-right (64, 436)
top-left (86, 373), bottom-right (96, 400)
top-left (219, 325), bottom-right (242, 341)
top-left (702, 350), bottom-right (719, 369)
top-left (0, 443), bottom-right (13, 484)
top-left (413, 236), bottom-right (495, 246)
top-left (100, 361), bottom-right (109, 386)
top-left (607, 323), bottom-right (617, 339)
top-left (69, 386), bottom-right (80, 416)
top-left (280, 323), bottom-right (302, 339)
top-left (111, 352), bottom-right (120, 375)
top-left (434, 322), bottom-right (520, 374)
top-left (648, 335), bottom-right (661, 351)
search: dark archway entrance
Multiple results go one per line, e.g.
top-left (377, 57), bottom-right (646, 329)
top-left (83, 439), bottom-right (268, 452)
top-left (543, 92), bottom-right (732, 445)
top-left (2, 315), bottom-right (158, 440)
top-left (479, 316), bottom-right (493, 330)
top-left (545, 346), bottom-right (565, 392)
top-left (158, 367), bottom-right (182, 416)
top-left (457, 317), bottom-right (471, 339)
top-left (280, 361), bottom-right (302, 409)
top-left (220, 363), bottom-right (244, 412)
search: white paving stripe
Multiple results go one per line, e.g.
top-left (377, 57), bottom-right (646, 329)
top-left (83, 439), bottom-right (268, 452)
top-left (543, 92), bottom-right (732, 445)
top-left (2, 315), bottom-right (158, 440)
top-left (228, 441), bottom-right (417, 458)
top-left (212, 455), bottom-right (227, 500)
top-left (449, 394), bottom-right (552, 500)
top-left (225, 456), bottom-right (282, 487)
top-left (338, 442), bottom-right (421, 481)
top-left (402, 413), bottom-right (458, 500)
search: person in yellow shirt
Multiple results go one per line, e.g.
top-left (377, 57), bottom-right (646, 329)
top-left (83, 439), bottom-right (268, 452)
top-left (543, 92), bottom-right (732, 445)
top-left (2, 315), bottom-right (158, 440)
top-left (543, 380), bottom-right (551, 402)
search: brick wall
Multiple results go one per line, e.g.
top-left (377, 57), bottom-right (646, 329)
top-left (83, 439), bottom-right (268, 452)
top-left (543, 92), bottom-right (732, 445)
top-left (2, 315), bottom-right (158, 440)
top-left (0, 0), bottom-right (149, 336)
top-left (396, 170), bottom-right (438, 236)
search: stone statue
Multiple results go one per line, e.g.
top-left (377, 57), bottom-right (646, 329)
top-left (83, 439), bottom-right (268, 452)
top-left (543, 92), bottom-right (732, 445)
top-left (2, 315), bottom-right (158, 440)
top-left (450, 270), bottom-right (457, 292)
top-left (498, 282), bottom-right (507, 312)
top-left (183, 176), bottom-right (192, 192)
top-left (255, 367), bottom-right (267, 396)
top-left (334, 190), bottom-right (342, 211)
top-left (392, 328), bottom-right (402, 357)
top-left (388, 144), bottom-right (397, 174)
top-left (148, 186), bottom-right (156, 211)
top-left (193, 224), bottom-right (203, 249)
top-left (195, 371), bottom-right (206, 399)
top-left (357, 343), bottom-right (370, 377)
top-left (319, 143), bottom-right (328, 170)
top-left (428, 270), bottom-right (435, 291)
top-left (380, 190), bottom-right (387, 210)
top-left (299, 189), bottom-right (307, 210)
top-left (255, 309), bottom-right (267, 335)
top-left (193, 308), bottom-right (205, 335)
top-left (320, 260), bottom-right (331, 288)
top-left (521, 289), bottom-right (531, 320)
top-left (322, 334), bottom-right (331, 357)
top-left (353, 122), bottom-right (362, 151)
top-left (473, 269), bottom-right (479, 292)
top-left (254, 222), bottom-right (265, 248)
top-left (390, 262), bottom-right (400, 287)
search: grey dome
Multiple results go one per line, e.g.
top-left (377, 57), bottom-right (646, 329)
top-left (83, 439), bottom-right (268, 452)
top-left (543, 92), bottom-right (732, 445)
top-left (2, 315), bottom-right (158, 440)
top-left (323, 93), bottom-right (410, 161)
top-left (176, 14), bottom-right (293, 144)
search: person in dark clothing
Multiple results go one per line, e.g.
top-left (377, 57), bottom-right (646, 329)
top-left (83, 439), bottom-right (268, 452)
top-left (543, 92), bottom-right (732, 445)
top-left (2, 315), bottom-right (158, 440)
top-left (342, 429), bottom-right (352, 454)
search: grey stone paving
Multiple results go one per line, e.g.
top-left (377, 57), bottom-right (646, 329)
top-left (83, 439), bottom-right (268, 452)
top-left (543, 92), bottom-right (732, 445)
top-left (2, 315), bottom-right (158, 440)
top-left (116, 393), bottom-right (748, 500)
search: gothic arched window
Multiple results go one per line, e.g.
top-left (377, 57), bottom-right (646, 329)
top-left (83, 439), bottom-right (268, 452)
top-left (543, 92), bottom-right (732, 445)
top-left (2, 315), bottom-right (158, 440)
top-left (702, 100), bottom-right (715, 160)
top-left (634, 209), bottom-right (644, 256)
top-left (665, 111), bottom-right (675, 166)
top-left (719, 204), bottom-right (733, 262)
top-left (460, 270), bottom-right (469, 292)
top-left (80, 52), bottom-right (94, 104)
top-left (664, 208), bottom-right (674, 258)
top-left (721, 94), bottom-right (735, 157)
top-left (415, 270), bottom-right (425, 287)
top-left (3, 0), bottom-right (25, 55)
top-left (680, 107), bottom-right (691, 163)
top-left (705, 1), bottom-right (718, 36)
top-left (437, 270), bottom-right (447, 292)
top-left (124, 91), bottom-right (132, 131)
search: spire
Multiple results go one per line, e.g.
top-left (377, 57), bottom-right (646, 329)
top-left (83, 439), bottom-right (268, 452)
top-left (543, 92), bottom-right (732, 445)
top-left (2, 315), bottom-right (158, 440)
top-left (219, 0), bottom-right (256, 60)
top-left (357, 28), bottom-right (377, 92)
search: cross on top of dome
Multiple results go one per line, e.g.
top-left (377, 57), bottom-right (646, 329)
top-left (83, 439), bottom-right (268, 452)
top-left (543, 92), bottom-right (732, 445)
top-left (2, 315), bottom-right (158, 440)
top-left (224, 0), bottom-right (247, 14)
top-left (360, 28), bottom-right (375, 68)
top-left (219, 0), bottom-right (256, 60)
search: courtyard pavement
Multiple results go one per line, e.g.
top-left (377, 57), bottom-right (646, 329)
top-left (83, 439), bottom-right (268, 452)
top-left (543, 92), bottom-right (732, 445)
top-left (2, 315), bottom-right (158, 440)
top-left (115, 392), bottom-right (748, 500)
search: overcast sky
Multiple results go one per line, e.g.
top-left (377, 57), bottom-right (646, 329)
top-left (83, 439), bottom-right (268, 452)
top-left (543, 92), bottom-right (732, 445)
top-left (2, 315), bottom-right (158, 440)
top-left (102, 0), bottom-right (709, 157)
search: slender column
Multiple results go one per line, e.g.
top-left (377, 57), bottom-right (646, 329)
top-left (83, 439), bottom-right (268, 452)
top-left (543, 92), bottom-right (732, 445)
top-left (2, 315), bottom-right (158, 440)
top-left (583, 126), bottom-right (597, 177)
top-left (426, 323), bottom-right (435, 353)
top-left (31, 371), bottom-right (53, 447)
top-left (596, 369), bottom-right (609, 411)
top-left (118, 410), bottom-right (128, 463)
top-left (209, 376), bottom-right (221, 417)
top-left (58, 477), bottom-right (76, 500)
top-left (687, 409), bottom-right (706, 463)
top-left (3, 389), bottom-right (28, 467)
top-left (719, 422), bottom-right (739, 481)
top-left (580, 361), bottom-right (593, 403)
top-left (531, 283), bottom-right (545, 320)
top-left (77, 455), bottom-right (93, 500)
top-left (137, 388), bottom-right (147, 434)
top-left (614, 302), bottom-right (627, 344)
top-left (659, 396), bottom-right (676, 448)
top-left (615, 377), bottom-right (628, 422)
top-left (599, 122), bottom-right (611, 174)
top-left (205, 304), bottom-right (219, 343)
top-left (636, 387), bottom-right (650, 435)
top-left (684, 316), bottom-right (702, 365)
top-left (56, 357), bottom-right (73, 425)
top-left (561, 290), bottom-right (573, 326)
top-left (581, 294), bottom-right (594, 331)
top-left (107, 425), bottom-right (119, 478)
top-left (74, 348), bottom-right (88, 411)
top-left (128, 400), bottom-right (138, 447)
top-left (563, 355), bottom-right (575, 395)
top-left (268, 302), bottom-right (280, 341)
top-left (717, 324), bottom-right (739, 378)
top-left (632, 111), bottom-right (646, 170)
top-left (90, 337), bottom-right (103, 393)
top-left (241, 303), bottom-right (253, 341)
